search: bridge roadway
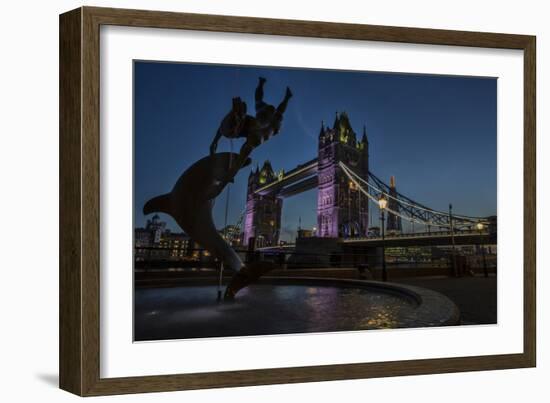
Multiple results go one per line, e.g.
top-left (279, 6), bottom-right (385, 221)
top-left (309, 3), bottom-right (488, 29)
top-left (255, 157), bottom-right (318, 197)
top-left (256, 230), bottom-right (494, 252)
top-left (340, 230), bottom-right (494, 248)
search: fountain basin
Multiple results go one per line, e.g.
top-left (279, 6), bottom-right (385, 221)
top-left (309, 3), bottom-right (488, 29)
top-left (134, 277), bottom-right (460, 341)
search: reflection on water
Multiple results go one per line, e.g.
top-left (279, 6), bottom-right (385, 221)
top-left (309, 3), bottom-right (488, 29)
top-left (135, 284), bottom-right (418, 341)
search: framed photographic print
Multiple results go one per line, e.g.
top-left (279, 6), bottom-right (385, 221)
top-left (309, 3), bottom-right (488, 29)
top-left (59, 6), bottom-right (536, 396)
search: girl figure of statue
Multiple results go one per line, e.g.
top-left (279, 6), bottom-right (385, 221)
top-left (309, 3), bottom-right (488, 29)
top-left (209, 77), bottom-right (292, 182)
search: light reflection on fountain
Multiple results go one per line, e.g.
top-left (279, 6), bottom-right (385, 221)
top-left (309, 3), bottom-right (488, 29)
top-left (134, 279), bottom-right (459, 342)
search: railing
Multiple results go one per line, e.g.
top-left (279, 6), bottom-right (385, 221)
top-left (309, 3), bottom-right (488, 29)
top-left (134, 246), bottom-right (496, 278)
top-left (342, 229), bottom-right (491, 242)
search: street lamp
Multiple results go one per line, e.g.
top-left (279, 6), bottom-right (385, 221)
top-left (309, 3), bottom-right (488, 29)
top-left (449, 203), bottom-right (458, 277)
top-left (476, 222), bottom-right (488, 278)
top-left (378, 195), bottom-right (388, 282)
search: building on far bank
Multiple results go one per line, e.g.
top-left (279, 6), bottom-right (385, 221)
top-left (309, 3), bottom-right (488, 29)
top-left (159, 232), bottom-right (190, 259)
top-left (146, 214), bottom-right (166, 243)
top-left (134, 215), bottom-right (190, 261)
top-left (385, 246), bottom-right (432, 263)
top-left (219, 224), bottom-right (243, 246)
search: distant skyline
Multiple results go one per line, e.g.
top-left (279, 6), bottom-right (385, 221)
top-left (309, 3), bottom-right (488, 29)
top-left (134, 61), bottom-right (497, 241)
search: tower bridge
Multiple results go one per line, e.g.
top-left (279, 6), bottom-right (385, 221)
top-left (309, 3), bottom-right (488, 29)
top-left (254, 157), bottom-right (319, 198)
top-left (242, 111), bottom-right (493, 248)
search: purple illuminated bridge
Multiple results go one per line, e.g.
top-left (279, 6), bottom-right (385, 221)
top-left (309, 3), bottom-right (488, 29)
top-left (242, 112), bottom-right (491, 249)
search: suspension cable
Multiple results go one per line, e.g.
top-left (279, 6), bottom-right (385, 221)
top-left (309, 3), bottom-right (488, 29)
top-left (341, 163), bottom-right (487, 229)
top-left (340, 163), bottom-right (487, 224)
top-left (343, 166), bottom-right (450, 228)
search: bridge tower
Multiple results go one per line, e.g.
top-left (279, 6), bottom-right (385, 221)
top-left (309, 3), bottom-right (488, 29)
top-left (242, 161), bottom-right (283, 247)
top-left (387, 175), bottom-right (402, 234)
top-left (317, 112), bottom-right (369, 238)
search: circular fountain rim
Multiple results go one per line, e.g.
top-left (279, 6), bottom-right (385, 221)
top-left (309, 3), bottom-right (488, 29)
top-left (136, 276), bottom-right (461, 328)
top-left (255, 276), bottom-right (461, 327)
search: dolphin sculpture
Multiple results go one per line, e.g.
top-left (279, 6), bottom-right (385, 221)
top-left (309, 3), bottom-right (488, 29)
top-left (143, 152), bottom-right (276, 299)
top-left (144, 79), bottom-right (292, 299)
top-left (143, 152), bottom-right (246, 274)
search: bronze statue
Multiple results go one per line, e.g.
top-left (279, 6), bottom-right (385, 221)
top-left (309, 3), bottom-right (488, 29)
top-left (210, 77), bottom-right (292, 182)
top-left (144, 77), bottom-right (292, 299)
top-left (143, 153), bottom-right (248, 274)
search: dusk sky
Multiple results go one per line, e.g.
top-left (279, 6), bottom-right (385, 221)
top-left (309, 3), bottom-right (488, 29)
top-left (134, 61), bottom-right (496, 241)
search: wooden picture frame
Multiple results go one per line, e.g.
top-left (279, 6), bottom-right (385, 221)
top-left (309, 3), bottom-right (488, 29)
top-left (59, 6), bottom-right (536, 396)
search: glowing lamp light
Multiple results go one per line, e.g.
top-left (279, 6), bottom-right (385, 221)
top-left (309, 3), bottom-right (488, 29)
top-left (378, 195), bottom-right (388, 211)
top-left (476, 222), bottom-right (485, 231)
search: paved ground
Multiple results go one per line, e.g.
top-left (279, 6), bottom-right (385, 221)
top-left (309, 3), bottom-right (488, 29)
top-left (394, 275), bottom-right (497, 325)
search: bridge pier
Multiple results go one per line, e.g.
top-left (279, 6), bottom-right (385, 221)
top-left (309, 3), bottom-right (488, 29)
top-left (287, 237), bottom-right (341, 268)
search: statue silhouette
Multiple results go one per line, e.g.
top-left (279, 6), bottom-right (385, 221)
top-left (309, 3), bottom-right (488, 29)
top-left (210, 77), bottom-right (292, 182)
top-left (144, 77), bottom-right (292, 299)
top-left (144, 153), bottom-right (247, 274)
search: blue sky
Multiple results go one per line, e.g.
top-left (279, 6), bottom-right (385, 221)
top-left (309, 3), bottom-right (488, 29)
top-left (134, 61), bottom-right (496, 241)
